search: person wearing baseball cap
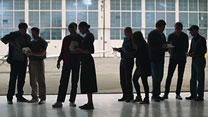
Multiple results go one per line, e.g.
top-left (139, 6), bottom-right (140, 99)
top-left (186, 25), bottom-right (207, 101)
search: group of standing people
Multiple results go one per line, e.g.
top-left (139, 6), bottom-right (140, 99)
top-left (1, 23), bottom-right (48, 105)
top-left (1, 19), bottom-right (207, 109)
top-left (114, 20), bottom-right (207, 104)
top-left (1, 22), bottom-right (98, 110)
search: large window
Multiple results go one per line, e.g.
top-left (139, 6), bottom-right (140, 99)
top-left (110, 0), bottom-right (142, 40)
top-left (0, 0), bottom-right (207, 41)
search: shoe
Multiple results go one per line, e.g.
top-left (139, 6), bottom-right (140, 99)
top-left (133, 96), bottom-right (142, 103)
top-left (126, 98), bottom-right (134, 103)
top-left (159, 96), bottom-right (165, 101)
top-left (7, 100), bottom-right (13, 104)
top-left (176, 95), bottom-right (182, 100)
top-left (17, 97), bottom-right (28, 102)
top-left (38, 100), bottom-right (46, 104)
top-left (79, 104), bottom-right (94, 109)
top-left (140, 97), bottom-right (149, 104)
top-left (118, 97), bottom-right (126, 102)
top-left (162, 95), bottom-right (168, 100)
top-left (194, 97), bottom-right (204, 101)
top-left (70, 102), bottom-right (76, 107)
top-left (185, 96), bottom-right (196, 100)
top-left (52, 102), bottom-right (63, 108)
top-left (151, 96), bottom-right (160, 102)
top-left (28, 98), bottom-right (39, 103)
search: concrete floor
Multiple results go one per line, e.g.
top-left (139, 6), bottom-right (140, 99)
top-left (0, 57), bottom-right (208, 95)
top-left (0, 93), bottom-right (208, 117)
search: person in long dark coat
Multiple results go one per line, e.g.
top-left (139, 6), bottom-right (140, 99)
top-left (132, 31), bottom-right (151, 104)
top-left (74, 22), bottom-right (97, 109)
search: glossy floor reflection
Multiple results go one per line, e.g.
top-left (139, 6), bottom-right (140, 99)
top-left (0, 93), bottom-right (208, 117)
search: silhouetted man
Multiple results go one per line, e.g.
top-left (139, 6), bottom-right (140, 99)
top-left (148, 20), bottom-right (168, 102)
top-left (163, 22), bottom-right (189, 100)
top-left (1, 23), bottom-right (31, 104)
top-left (186, 25), bottom-right (207, 101)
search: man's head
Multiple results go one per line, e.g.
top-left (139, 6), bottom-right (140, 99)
top-left (68, 22), bottom-right (77, 34)
top-left (124, 27), bottom-right (133, 39)
top-left (31, 27), bottom-right (40, 39)
top-left (188, 25), bottom-right (199, 37)
top-left (175, 22), bottom-right (183, 34)
top-left (18, 23), bottom-right (28, 36)
top-left (155, 20), bottom-right (166, 32)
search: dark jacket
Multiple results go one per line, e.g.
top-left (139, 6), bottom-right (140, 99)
top-left (189, 34), bottom-right (207, 58)
top-left (136, 42), bottom-right (151, 76)
top-left (58, 34), bottom-right (82, 65)
top-left (168, 32), bottom-right (189, 61)
top-left (1, 31), bottom-right (31, 63)
top-left (119, 37), bottom-right (136, 59)
top-left (148, 29), bottom-right (167, 63)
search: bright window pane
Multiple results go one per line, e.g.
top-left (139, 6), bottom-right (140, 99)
top-left (52, 12), bottom-right (62, 27)
top-left (156, 12), bottom-right (165, 21)
top-left (179, 0), bottom-right (187, 11)
top-left (52, 0), bottom-right (62, 10)
top-left (166, 13), bottom-right (175, 27)
top-left (29, 0), bottom-right (39, 10)
top-left (40, 0), bottom-right (50, 10)
top-left (132, 12), bottom-right (141, 27)
top-left (111, 0), bottom-right (120, 10)
top-left (146, 0), bottom-right (154, 10)
top-left (121, 0), bottom-right (130, 10)
top-left (40, 29), bottom-right (50, 40)
top-left (179, 13), bottom-right (188, 28)
top-left (14, 12), bottom-right (25, 28)
top-left (199, 13), bottom-right (207, 28)
top-left (199, 0), bottom-right (207, 11)
top-left (66, 12), bottom-right (76, 27)
top-left (77, 0), bottom-right (87, 10)
top-left (88, 12), bottom-right (98, 27)
top-left (0, 12), bottom-right (2, 28)
top-left (88, 0), bottom-right (98, 10)
top-left (146, 12), bottom-right (155, 27)
top-left (77, 12), bottom-right (87, 24)
top-left (52, 29), bottom-right (61, 40)
top-left (14, 0), bottom-right (25, 10)
top-left (40, 12), bottom-right (50, 27)
top-left (189, 13), bottom-right (198, 26)
top-left (110, 29), bottom-right (120, 40)
top-left (189, 0), bottom-right (197, 11)
top-left (3, 0), bottom-right (13, 10)
top-left (66, 0), bottom-right (76, 10)
top-left (122, 12), bottom-right (131, 27)
top-left (156, 0), bottom-right (165, 11)
top-left (111, 12), bottom-right (120, 27)
top-left (166, 0), bottom-right (175, 11)
top-left (3, 12), bottom-right (13, 28)
top-left (29, 12), bottom-right (39, 27)
top-left (132, 0), bottom-right (141, 10)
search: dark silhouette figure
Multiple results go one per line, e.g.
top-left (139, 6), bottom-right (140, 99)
top-left (1, 23), bottom-right (31, 104)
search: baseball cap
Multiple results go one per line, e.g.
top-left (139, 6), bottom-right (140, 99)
top-left (188, 25), bottom-right (199, 31)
